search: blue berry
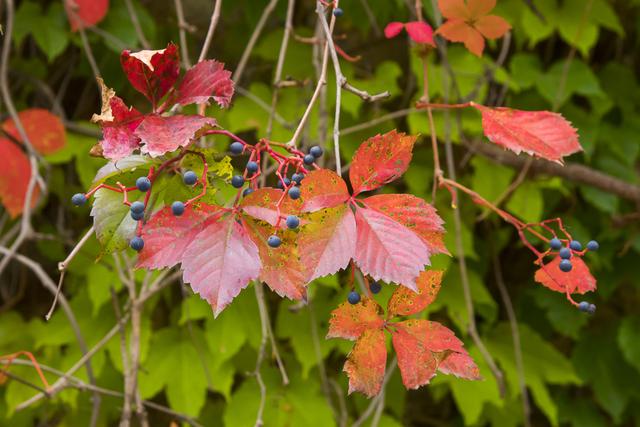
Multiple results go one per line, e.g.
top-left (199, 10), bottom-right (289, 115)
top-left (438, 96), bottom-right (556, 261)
top-left (131, 210), bottom-right (144, 221)
top-left (370, 281), bottom-right (382, 294)
top-left (130, 201), bottom-right (145, 214)
top-left (71, 193), bottom-right (87, 206)
top-left (559, 259), bottom-right (572, 272)
top-left (286, 215), bottom-right (300, 229)
top-left (292, 173), bottom-right (304, 185)
top-left (172, 201), bottom-right (185, 216)
top-left (130, 236), bottom-right (144, 252)
top-left (587, 240), bottom-right (599, 251)
top-left (289, 186), bottom-right (301, 200)
top-left (303, 154), bottom-right (315, 165)
top-left (246, 161), bottom-right (259, 174)
top-left (587, 303), bottom-right (596, 315)
top-left (243, 188), bottom-right (254, 197)
top-left (136, 176), bottom-right (151, 192)
top-left (559, 247), bottom-right (572, 259)
top-left (569, 240), bottom-right (582, 251)
top-left (276, 178), bottom-right (291, 189)
top-left (549, 238), bottom-right (562, 250)
top-left (267, 235), bottom-right (282, 248)
top-left (348, 291), bottom-right (360, 305)
top-left (309, 146), bottom-right (323, 158)
top-left (333, 7), bottom-right (344, 17)
top-left (231, 175), bottom-right (245, 188)
top-left (183, 171), bottom-right (198, 186)
top-left (230, 142), bottom-right (244, 155)
top-left (578, 301), bottom-right (590, 312)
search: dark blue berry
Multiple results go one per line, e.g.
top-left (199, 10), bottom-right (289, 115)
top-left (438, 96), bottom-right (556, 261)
top-left (71, 193), bottom-right (87, 206)
top-left (130, 201), bottom-right (145, 214)
top-left (267, 235), bottom-right (282, 248)
top-left (587, 240), bottom-right (599, 251)
top-left (230, 142), bottom-right (244, 155)
top-left (370, 281), bottom-right (382, 294)
top-left (578, 301), bottom-right (590, 312)
top-left (172, 201), bottom-right (185, 216)
top-left (131, 210), bottom-right (144, 221)
top-left (286, 215), bottom-right (299, 229)
top-left (183, 171), bottom-right (198, 186)
top-left (559, 247), bottom-right (572, 259)
top-left (333, 7), bottom-right (344, 17)
top-left (569, 240), bottom-right (582, 251)
top-left (289, 186), bottom-right (301, 200)
top-left (559, 259), bottom-right (572, 272)
top-left (276, 178), bottom-right (291, 189)
top-left (348, 291), bottom-right (360, 305)
top-left (549, 238), bottom-right (562, 250)
top-left (130, 236), bottom-right (144, 252)
top-left (303, 154), bottom-right (315, 165)
top-left (292, 173), bottom-right (304, 184)
top-left (310, 146), bottom-right (323, 158)
top-left (231, 175), bottom-right (245, 188)
top-left (243, 188), bottom-right (254, 197)
top-left (587, 303), bottom-right (596, 315)
top-left (246, 161), bottom-right (259, 174)
top-left (136, 176), bottom-right (151, 192)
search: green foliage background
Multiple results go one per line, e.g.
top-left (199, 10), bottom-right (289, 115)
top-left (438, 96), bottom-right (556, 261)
top-left (1, 0), bottom-right (640, 426)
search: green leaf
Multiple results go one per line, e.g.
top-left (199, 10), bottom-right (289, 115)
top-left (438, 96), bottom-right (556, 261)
top-left (618, 316), bottom-right (640, 374)
top-left (471, 156), bottom-right (515, 209)
top-left (506, 182), bottom-right (544, 223)
top-left (90, 188), bottom-right (138, 256)
top-left (536, 59), bottom-right (604, 109)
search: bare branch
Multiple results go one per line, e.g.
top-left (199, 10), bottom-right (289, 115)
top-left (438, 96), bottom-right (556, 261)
top-left (198, 0), bottom-right (223, 62)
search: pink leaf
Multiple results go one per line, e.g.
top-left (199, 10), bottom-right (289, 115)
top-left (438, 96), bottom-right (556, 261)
top-left (181, 215), bottom-right (261, 317)
top-left (349, 130), bottom-right (416, 195)
top-left (384, 22), bottom-right (405, 39)
top-left (299, 204), bottom-right (356, 282)
top-left (135, 114), bottom-right (216, 157)
top-left (174, 60), bottom-right (235, 108)
top-left (65, 0), bottom-right (108, 31)
top-left (387, 270), bottom-right (443, 317)
top-left (240, 188), bottom-right (300, 227)
top-left (327, 298), bottom-right (385, 341)
top-left (354, 206), bottom-right (432, 290)
top-left (472, 103), bottom-right (582, 164)
top-left (137, 204), bottom-right (224, 269)
top-left (534, 256), bottom-right (597, 294)
top-left (438, 351), bottom-right (481, 380)
top-left (405, 21), bottom-right (435, 46)
top-left (121, 43), bottom-right (180, 103)
top-left (364, 193), bottom-right (448, 256)
top-left (344, 328), bottom-right (387, 397)
top-left (300, 169), bottom-right (350, 212)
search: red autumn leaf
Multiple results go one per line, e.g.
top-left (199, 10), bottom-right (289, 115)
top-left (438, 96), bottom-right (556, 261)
top-left (0, 139), bottom-right (38, 217)
top-left (242, 217), bottom-right (306, 302)
top-left (472, 103), bottom-right (582, 164)
top-left (354, 206), bottom-right (432, 290)
top-left (384, 22), bottom-right (405, 39)
top-left (174, 60), bottom-right (235, 108)
top-left (349, 130), bottom-right (416, 195)
top-left (534, 256), bottom-right (597, 295)
top-left (91, 78), bottom-right (144, 160)
top-left (327, 298), bottom-right (385, 341)
top-left (436, 0), bottom-right (510, 57)
top-left (137, 204), bottom-right (224, 269)
top-left (387, 270), bottom-right (443, 317)
top-left (300, 169), bottom-right (350, 212)
top-left (298, 204), bottom-right (356, 282)
top-left (65, 0), bottom-right (109, 31)
top-left (1, 109), bottom-right (65, 155)
top-left (363, 194), bottom-right (448, 256)
top-left (405, 21), bottom-right (435, 46)
top-left (344, 328), bottom-right (387, 397)
top-left (391, 319), bottom-right (469, 389)
top-left (438, 351), bottom-right (481, 380)
top-left (181, 214), bottom-right (261, 317)
top-left (121, 43), bottom-right (180, 104)
top-left (135, 115), bottom-right (216, 157)
top-left (240, 188), bottom-right (300, 226)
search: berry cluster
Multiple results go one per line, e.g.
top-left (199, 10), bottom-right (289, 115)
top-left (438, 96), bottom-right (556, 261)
top-left (548, 237), bottom-right (599, 273)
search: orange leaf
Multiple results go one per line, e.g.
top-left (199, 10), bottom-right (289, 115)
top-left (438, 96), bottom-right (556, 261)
top-left (0, 139), bottom-right (38, 217)
top-left (439, 352), bottom-right (481, 380)
top-left (388, 270), bottom-right (444, 317)
top-left (2, 109), bottom-right (65, 155)
top-left (467, 0), bottom-right (496, 17)
top-left (344, 328), bottom-right (387, 397)
top-left (438, 0), bottom-right (468, 19)
top-left (327, 298), bottom-right (384, 341)
top-left (534, 256), bottom-right (597, 295)
top-left (437, 20), bottom-right (485, 57)
top-left (300, 169), bottom-right (350, 212)
top-left (240, 188), bottom-right (301, 226)
top-left (474, 15), bottom-right (511, 40)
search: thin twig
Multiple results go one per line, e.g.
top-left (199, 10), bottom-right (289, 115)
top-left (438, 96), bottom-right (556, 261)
top-left (124, 0), bottom-right (151, 49)
top-left (174, 0), bottom-right (192, 68)
top-left (111, 289), bottom-right (132, 427)
top-left (253, 283), bottom-right (269, 427)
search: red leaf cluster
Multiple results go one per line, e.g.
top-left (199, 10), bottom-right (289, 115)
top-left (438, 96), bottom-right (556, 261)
top-left (92, 43), bottom-right (234, 160)
top-left (328, 271), bottom-right (480, 397)
top-left (385, 21), bottom-right (435, 46)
